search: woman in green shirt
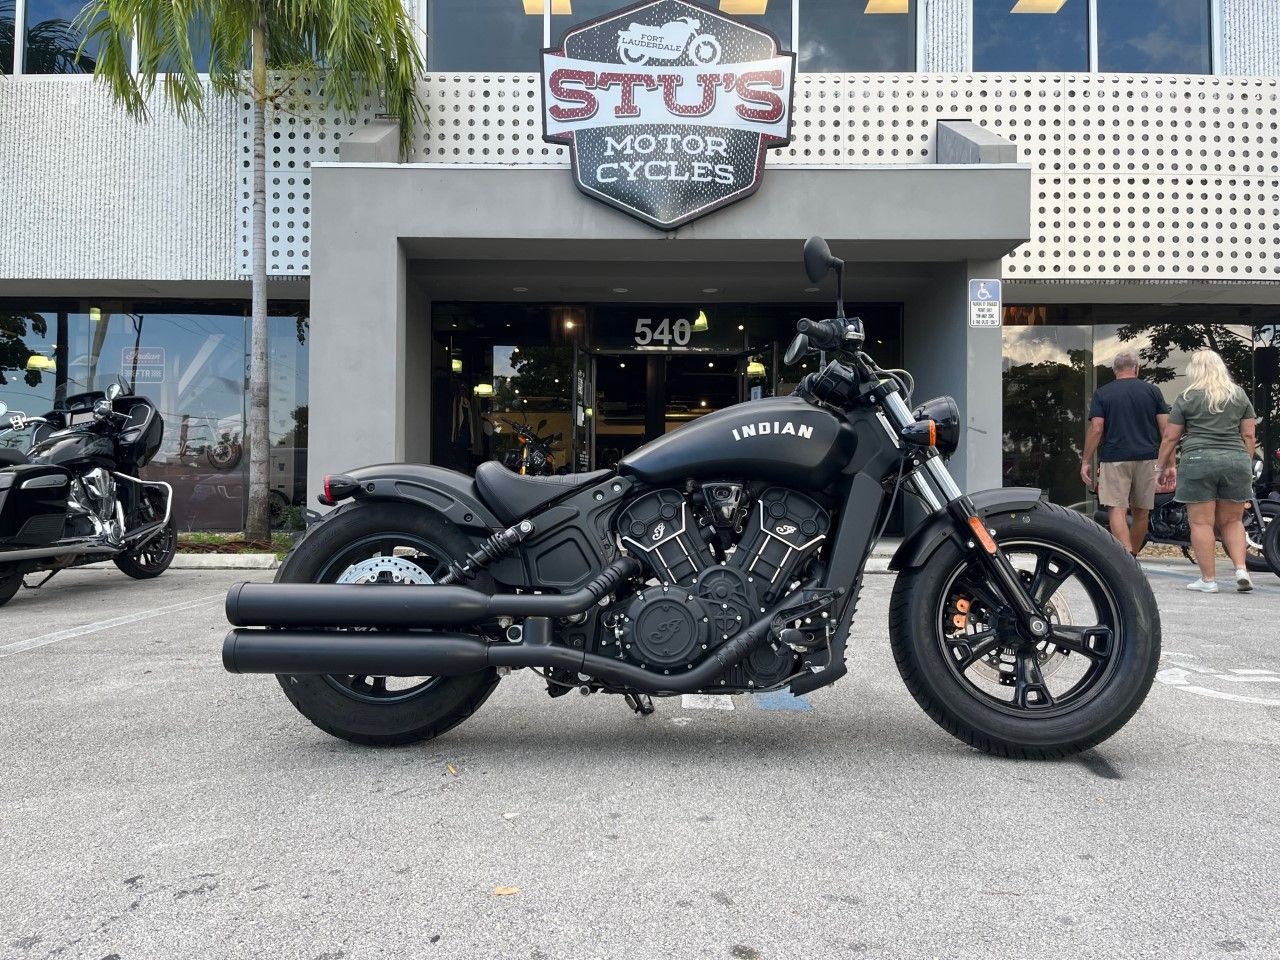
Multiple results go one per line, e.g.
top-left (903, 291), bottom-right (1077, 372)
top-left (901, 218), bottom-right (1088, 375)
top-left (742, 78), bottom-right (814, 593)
top-left (1156, 349), bottom-right (1258, 593)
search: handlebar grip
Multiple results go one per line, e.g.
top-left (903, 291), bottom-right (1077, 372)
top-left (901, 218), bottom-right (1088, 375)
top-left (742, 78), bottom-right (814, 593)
top-left (798, 318), bottom-right (843, 351)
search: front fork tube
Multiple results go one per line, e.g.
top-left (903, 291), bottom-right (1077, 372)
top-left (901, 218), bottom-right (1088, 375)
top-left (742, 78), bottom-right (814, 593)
top-left (883, 391), bottom-right (1051, 639)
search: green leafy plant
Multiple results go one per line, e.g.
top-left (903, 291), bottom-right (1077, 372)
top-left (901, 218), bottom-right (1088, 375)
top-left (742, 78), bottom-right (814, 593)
top-left (77, 0), bottom-right (426, 538)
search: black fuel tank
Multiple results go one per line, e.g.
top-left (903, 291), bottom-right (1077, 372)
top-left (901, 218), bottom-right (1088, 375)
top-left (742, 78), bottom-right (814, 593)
top-left (619, 396), bottom-right (855, 491)
top-left (31, 430), bottom-right (117, 472)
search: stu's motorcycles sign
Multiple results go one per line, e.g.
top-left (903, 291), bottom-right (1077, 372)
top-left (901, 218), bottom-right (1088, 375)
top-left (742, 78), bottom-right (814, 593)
top-left (542, 0), bottom-right (796, 230)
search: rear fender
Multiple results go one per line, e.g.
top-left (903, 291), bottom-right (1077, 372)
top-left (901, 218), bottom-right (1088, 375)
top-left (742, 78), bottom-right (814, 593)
top-left (336, 463), bottom-right (502, 532)
top-left (889, 487), bottom-right (1045, 572)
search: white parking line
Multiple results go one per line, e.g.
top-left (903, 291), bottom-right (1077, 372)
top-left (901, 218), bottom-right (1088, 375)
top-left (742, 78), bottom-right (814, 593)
top-left (0, 595), bottom-right (223, 657)
top-left (681, 694), bottom-right (735, 710)
top-left (1155, 667), bottom-right (1280, 707)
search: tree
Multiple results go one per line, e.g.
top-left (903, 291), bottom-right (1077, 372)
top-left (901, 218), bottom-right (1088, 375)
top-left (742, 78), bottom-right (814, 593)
top-left (77, 0), bottom-right (425, 537)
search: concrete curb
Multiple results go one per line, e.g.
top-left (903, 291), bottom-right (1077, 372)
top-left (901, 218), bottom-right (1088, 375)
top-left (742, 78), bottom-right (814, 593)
top-left (172, 553), bottom-right (280, 570)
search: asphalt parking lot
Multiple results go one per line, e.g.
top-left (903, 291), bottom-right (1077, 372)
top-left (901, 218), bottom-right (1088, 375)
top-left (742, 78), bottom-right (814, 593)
top-left (2, 563), bottom-right (1278, 960)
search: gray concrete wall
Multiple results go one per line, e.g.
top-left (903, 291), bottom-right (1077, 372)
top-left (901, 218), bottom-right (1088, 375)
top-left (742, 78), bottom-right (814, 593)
top-left (307, 163), bottom-right (1029, 503)
top-left (0, 80), bottom-right (239, 283)
top-left (904, 259), bottom-right (1005, 495)
top-left (1222, 0), bottom-right (1280, 75)
top-left (925, 0), bottom-right (971, 72)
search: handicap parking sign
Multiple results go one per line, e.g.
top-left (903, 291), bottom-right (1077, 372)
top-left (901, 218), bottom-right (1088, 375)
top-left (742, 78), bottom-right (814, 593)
top-left (969, 279), bottom-right (1002, 328)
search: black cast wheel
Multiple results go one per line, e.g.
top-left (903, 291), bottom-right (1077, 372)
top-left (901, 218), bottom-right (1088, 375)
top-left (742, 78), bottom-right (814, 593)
top-left (113, 522), bottom-right (177, 579)
top-left (890, 502), bottom-right (1160, 759)
top-left (1244, 502), bottom-right (1277, 576)
top-left (272, 501), bottom-right (500, 747)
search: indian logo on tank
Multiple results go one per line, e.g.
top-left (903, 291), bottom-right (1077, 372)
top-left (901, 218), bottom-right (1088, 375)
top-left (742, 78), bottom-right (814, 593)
top-left (541, 0), bottom-right (796, 229)
top-left (730, 421), bottom-right (814, 442)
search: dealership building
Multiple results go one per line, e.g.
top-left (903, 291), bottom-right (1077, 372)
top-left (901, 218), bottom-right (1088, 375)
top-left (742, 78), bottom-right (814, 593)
top-left (1, 0), bottom-right (1278, 529)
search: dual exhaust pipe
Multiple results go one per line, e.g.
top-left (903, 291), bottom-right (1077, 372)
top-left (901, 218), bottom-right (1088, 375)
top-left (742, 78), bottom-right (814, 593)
top-left (222, 557), bottom-right (796, 695)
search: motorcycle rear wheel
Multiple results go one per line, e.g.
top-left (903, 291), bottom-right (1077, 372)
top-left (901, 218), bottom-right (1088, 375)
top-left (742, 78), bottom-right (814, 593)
top-left (273, 501), bottom-right (500, 747)
top-left (889, 502), bottom-right (1160, 759)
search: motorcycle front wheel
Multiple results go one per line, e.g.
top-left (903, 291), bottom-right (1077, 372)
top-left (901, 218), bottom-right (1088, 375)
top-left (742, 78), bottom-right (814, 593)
top-left (890, 502), bottom-right (1160, 759)
top-left (113, 521), bottom-right (178, 579)
top-left (272, 501), bottom-right (500, 746)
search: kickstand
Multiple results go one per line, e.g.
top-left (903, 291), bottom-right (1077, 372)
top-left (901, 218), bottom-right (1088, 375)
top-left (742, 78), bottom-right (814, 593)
top-left (624, 693), bottom-right (655, 716)
top-left (24, 570), bottom-right (58, 590)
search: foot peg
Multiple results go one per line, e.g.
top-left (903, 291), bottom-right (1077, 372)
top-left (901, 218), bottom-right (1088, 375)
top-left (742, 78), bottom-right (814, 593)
top-left (624, 693), bottom-right (655, 716)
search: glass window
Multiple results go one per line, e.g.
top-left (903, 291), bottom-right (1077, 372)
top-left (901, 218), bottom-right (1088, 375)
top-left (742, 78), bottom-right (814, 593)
top-left (799, 0), bottom-right (915, 72)
top-left (2, 2), bottom-right (15, 73)
top-left (23, 0), bottom-right (116, 73)
top-left (973, 0), bottom-right (1088, 72)
top-left (1096, 0), bottom-right (1211, 74)
top-left (429, 0), bottom-right (544, 71)
top-left (2, 299), bottom-right (308, 531)
top-left (555, 0), bottom-right (793, 50)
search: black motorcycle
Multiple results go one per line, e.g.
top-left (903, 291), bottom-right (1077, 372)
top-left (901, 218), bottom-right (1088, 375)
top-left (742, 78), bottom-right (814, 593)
top-left (495, 416), bottom-right (561, 476)
top-left (0, 380), bottom-right (176, 606)
top-left (1091, 461), bottom-right (1279, 578)
top-left (222, 239), bottom-right (1161, 759)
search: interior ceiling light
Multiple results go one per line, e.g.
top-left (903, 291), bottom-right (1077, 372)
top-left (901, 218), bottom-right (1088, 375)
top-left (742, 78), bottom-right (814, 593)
top-left (702, 287), bottom-right (719, 294)
top-left (719, 0), bottom-right (768, 14)
top-left (524, 0), bottom-right (570, 14)
top-left (1010, 0), bottom-right (1068, 12)
top-left (612, 287), bottom-right (629, 294)
top-left (26, 355), bottom-right (56, 372)
top-left (451, 358), bottom-right (463, 373)
top-left (747, 359), bottom-right (766, 377)
top-left (513, 286), bottom-right (528, 293)
top-left (473, 383), bottom-right (495, 397)
top-left (864, 0), bottom-right (909, 12)
top-left (693, 310), bottom-right (710, 332)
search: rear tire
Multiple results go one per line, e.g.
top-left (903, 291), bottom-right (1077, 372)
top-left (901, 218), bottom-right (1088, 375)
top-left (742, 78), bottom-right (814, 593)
top-left (273, 501), bottom-right (500, 746)
top-left (889, 502), bottom-right (1160, 759)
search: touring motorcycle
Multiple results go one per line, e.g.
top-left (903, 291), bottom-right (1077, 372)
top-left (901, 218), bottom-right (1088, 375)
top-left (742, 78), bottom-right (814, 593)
top-left (222, 239), bottom-right (1161, 758)
top-left (0, 380), bottom-right (176, 606)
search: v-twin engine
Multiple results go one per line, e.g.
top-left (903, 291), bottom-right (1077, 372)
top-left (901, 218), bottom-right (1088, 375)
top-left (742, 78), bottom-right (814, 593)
top-left (613, 486), bottom-right (831, 686)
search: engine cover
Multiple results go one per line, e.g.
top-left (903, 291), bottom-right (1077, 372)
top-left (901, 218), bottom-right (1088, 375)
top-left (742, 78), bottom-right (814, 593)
top-left (618, 488), bottom-right (713, 585)
top-left (729, 488), bottom-right (830, 602)
top-left (694, 565), bottom-right (759, 643)
top-left (621, 586), bottom-right (710, 668)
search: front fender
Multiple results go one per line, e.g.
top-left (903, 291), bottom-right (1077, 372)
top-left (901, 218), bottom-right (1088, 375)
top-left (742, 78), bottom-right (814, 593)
top-left (889, 487), bottom-right (1045, 572)
top-left (342, 463), bottom-right (502, 532)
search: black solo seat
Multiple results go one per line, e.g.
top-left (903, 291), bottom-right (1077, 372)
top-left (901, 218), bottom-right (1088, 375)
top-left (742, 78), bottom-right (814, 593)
top-left (474, 461), bottom-right (612, 525)
top-left (0, 448), bottom-right (30, 467)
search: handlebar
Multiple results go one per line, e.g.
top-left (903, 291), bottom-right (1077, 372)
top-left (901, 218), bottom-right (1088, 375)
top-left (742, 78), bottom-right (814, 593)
top-left (797, 318), bottom-right (845, 352)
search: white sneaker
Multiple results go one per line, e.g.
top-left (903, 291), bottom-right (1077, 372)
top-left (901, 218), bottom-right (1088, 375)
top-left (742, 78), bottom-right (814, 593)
top-left (1236, 569), bottom-right (1253, 592)
top-left (1186, 578), bottom-right (1219, 593)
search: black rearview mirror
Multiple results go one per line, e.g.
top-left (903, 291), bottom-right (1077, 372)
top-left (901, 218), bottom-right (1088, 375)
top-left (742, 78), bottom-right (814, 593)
top-left (783, 333), bottom-right (809, 366)
top-left (536, 418), bottom-right (547, 432)
top-left (803, 236), bottom-right (836, 284)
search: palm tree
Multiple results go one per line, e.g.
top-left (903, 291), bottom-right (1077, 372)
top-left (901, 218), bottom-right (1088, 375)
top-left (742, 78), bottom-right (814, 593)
top-left (76, 0), bottom-right (425, 538)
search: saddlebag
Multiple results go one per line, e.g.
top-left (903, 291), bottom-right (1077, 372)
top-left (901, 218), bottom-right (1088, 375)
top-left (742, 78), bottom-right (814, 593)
top-left (0, 464), bottom-right (70, 546)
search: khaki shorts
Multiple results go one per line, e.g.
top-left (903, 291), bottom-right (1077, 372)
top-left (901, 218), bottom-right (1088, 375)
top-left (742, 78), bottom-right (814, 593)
top-left (1098, 460), bottom-right (1157, 510)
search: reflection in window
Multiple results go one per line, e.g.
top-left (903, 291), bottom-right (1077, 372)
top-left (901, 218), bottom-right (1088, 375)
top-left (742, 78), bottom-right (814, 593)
top-left (23, 0), bottom-right (115, 73)
top-left (799, 0), bottom-right (914, 72)
top-left (2, 2), bottom-right (14, 73)
top-left (1, 300), bottom-right (308, 531)
top-left (1097, 0), bottom-right (1211, 74)
top-left (973, 0), bottom-right (1088, 72)
top-left (429, 0), bottom-right (544, 71)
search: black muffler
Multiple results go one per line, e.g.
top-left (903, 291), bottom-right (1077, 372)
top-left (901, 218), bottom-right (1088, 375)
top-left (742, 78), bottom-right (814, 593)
top-left (226, 558), bottom-right (641, 629)
top-left (223, 590), bottom-right (807, 696)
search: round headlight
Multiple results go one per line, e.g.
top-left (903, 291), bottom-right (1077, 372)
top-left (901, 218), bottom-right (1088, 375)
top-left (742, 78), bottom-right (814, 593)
top-left (913, 396), bottom-right (961, 459)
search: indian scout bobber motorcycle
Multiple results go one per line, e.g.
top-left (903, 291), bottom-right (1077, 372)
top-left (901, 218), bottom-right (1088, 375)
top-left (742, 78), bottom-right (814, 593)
top-left (0, 380), bottom-right (176, 606)
top-left (222, 239), bottom-right (1162, 759)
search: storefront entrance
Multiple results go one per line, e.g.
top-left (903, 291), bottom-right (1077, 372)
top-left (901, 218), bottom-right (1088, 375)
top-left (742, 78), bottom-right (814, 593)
top-left (429, 301), bottom-right (902, 475)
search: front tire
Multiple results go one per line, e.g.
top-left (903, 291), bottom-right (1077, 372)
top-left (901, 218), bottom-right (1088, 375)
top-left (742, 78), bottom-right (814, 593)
top-left (113, 522), bottom-right (177, 579)
top-left (890, 502), bottom-right (1160, 759)
top-left (273, 501), bottom-right (500, 747)
top-left (0, 569), bottom-right (22, 607)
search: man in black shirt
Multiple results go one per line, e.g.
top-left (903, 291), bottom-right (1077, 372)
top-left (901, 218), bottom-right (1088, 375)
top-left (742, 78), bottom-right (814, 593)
top-left (1081, 351), bottom-right (1169, 554)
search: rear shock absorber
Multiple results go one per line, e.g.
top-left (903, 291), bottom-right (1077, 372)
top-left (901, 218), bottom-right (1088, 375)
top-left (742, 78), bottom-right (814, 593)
top-left (438, 520), bottom-right (535, 585)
